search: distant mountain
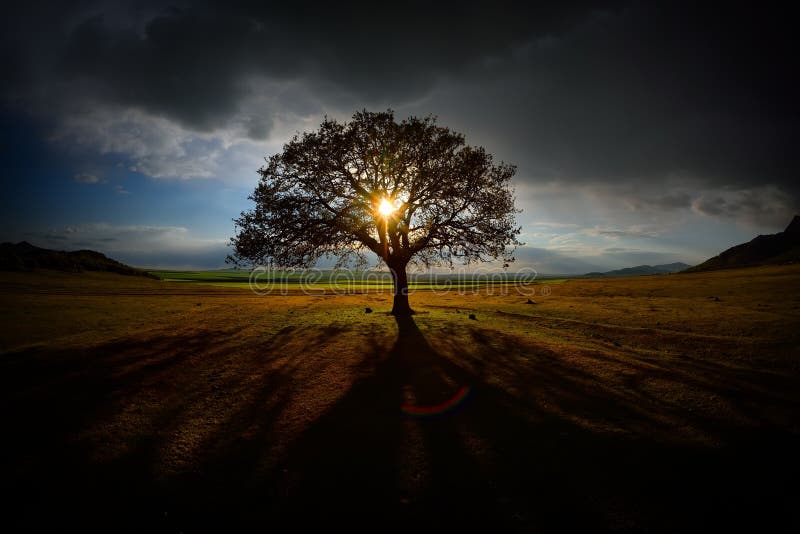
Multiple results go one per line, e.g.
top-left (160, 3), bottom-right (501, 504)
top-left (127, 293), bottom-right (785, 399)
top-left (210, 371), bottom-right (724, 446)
top-left (685, 215), bottom-right (800, 273)
top-left (0, 241), bottom-right (156, 278)
top-left (583, 262), bottom-right (691, 278)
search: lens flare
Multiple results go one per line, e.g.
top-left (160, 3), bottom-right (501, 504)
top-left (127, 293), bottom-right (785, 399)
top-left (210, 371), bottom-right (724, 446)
top-left (401, 385), bottom-right (471, 417)
top-left (378, 198), bottom-right (395, 216)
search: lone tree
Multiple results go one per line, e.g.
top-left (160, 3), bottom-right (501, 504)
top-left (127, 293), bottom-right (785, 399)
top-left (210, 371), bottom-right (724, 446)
top-left (229, 110), bottom-right (520, 315)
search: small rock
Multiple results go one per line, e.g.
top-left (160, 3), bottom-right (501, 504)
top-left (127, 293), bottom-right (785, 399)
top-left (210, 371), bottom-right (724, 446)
top-left (365, 307), bottom-right (373, 313)
top-left (468, 313), bottom-right (477, 320)
top-left (526, 299), bottom-right (535, 304)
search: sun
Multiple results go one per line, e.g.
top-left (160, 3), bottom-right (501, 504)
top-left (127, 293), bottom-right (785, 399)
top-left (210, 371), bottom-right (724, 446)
top-left (378, 198), bottom-right (395, 217)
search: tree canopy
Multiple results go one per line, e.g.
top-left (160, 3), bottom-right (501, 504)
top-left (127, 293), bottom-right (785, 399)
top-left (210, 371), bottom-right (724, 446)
top-left (229, 110), bottom-right (520, 314)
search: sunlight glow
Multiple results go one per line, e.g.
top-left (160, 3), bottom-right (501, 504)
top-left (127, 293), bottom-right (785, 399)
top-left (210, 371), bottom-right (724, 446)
top-left (378, 198), bottom-right (396, 217)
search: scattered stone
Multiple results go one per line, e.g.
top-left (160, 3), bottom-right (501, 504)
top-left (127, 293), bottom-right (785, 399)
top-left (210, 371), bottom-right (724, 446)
top-left (708, 296), bottom-right (721, 302)
top-left (468, 313), bottom-right (477, 320)
top-left (365, 307), bottom-right (373, 313)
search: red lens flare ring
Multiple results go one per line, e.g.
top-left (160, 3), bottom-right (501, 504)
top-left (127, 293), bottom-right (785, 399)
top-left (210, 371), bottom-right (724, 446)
top-left (401, 385), bottom-right (471, 416)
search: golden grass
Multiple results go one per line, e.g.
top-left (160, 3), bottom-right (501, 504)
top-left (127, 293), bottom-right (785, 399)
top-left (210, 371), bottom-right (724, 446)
top-left (1, 265), bottom-right (799, 530)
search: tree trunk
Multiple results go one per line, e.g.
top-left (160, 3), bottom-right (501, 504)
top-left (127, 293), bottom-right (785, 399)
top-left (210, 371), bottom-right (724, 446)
top-left (389, 262), bottom-right (414, 315)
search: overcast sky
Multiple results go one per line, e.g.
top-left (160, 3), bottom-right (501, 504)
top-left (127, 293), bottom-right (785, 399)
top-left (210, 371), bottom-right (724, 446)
top-left (2, 1), bottom-right (797, 272)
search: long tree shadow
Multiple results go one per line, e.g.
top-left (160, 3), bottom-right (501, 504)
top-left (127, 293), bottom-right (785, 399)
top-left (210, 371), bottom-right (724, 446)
top-left (244, 314), bottom-right (512, 528)
top-left (231, 315), bottom-right (800, 532)
top-left (3, 316), bottom-right (799, 532)
top-left (0, 325), bottom-right (330, 532)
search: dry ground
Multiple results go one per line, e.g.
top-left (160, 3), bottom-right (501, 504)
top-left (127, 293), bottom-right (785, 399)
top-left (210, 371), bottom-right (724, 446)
top-left (1, 266), bottom-right (799, 532)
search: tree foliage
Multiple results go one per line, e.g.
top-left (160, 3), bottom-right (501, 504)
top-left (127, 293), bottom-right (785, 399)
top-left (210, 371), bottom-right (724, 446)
top-left (229, 110), bottom-right (521, 313)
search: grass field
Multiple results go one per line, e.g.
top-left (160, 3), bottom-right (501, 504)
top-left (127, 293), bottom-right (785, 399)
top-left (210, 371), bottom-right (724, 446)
top-left (1, 265), bottom-right (799, 531)
top-left (148, 268), bottom-right (562, 292)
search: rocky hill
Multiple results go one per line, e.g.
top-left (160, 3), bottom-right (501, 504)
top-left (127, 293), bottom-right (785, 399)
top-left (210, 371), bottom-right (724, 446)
top-left (685, 215), bottom-right (800, 273)
top-left (0, 241), bottom-right (156, 278)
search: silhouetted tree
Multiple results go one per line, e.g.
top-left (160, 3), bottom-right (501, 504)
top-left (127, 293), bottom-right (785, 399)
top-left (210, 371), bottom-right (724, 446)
top-left (229, 110), bottom-right (520, 315)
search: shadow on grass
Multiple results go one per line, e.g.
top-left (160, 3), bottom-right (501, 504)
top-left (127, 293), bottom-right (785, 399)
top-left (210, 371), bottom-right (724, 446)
top-left (1, 316), bottom-right (798, 532)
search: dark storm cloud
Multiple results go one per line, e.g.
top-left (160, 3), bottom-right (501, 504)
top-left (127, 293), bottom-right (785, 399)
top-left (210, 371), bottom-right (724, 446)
top-left (2, 1), bottom-right (798, 212)
top-left (3, 0), bottom-right (619, 137)
top-left (626, 192), bottom-right (692, 212)
top-left (690, 186), bottom-right (794, 227)
top-left (427, 2), bottom-right (798, 194)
